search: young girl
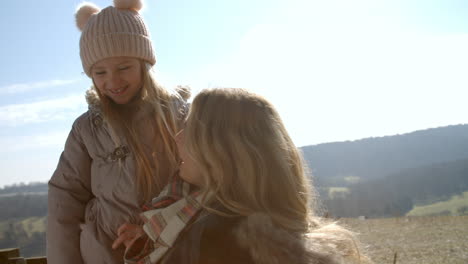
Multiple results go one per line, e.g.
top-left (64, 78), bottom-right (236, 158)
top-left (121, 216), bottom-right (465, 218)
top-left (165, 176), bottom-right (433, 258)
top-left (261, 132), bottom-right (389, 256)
top-left (115, 88), bottom-right (371, 264)
top-left (47, 0), bottom-right (187, 263)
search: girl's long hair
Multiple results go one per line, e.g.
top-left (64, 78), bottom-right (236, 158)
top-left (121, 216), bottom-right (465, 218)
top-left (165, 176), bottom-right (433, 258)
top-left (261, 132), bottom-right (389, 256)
top-left (184, 88), bottom-right (315, 232)
top-left (93, 61), bottom-right (185, 202)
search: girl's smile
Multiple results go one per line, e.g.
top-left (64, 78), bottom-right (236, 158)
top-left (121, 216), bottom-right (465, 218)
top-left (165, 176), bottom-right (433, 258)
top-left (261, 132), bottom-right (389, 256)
top-left (91, 57), bottom-right (143, 105)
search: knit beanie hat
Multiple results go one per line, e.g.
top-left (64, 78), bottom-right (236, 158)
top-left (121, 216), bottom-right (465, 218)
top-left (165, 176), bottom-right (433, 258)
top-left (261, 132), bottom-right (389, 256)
top-left (75, 0), bottom-right (156, 76)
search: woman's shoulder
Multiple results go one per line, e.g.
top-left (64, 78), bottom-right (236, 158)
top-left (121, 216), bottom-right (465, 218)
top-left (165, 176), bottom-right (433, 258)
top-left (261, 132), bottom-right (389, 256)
top-left (233, 214), bottom-right (369, 264)
top-left (173, 212), bottom-right (302, 264)
top-left (187, 212), bottom-right (254, 264)
top-left (197, 213), bottom-right (337, 264)
top-left (183, 212), bottom-right (301, 263)
top-left (165, 212), bottom-right (359, 264)
top-left (198, 212), bottom-right (244, 245)
top-left (159, 212), bottom-right (251, 264)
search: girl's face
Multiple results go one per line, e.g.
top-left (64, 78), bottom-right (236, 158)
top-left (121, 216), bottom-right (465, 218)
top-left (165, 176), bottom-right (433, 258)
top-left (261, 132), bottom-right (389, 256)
top-left (175, 129), bottom-right (203, 186)
top-left (91, 57), bottom-right (143, 105)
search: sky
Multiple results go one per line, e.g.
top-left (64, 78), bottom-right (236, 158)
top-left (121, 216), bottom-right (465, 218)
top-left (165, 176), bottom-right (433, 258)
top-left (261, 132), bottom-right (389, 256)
top-left (1, 0), bottom-right (468, 187)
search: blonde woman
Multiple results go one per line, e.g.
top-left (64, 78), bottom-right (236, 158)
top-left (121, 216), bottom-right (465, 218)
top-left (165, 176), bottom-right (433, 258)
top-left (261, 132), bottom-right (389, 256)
top-left (115, 88), bottom-right (371, 264)
top-left (47, 0), bottom-right (188, 263)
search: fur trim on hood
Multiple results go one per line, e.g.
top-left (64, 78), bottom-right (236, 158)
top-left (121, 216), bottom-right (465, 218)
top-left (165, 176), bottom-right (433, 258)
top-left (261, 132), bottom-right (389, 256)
top-left (234, 214), bottom-right (369, 264)
top-left (85, 87), bottom-right (102, 113)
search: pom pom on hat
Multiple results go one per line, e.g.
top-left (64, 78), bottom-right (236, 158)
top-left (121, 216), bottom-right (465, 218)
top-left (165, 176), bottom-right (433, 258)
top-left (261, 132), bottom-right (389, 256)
top-left (114, 0), bottom-right (143, 11)
top-left (75, 2), bottom-right (101, 31)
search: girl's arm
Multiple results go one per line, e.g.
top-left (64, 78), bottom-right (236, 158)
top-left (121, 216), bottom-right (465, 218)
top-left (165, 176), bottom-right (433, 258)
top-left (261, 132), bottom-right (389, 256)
top-left (47, 116), bottom-right (93, 264)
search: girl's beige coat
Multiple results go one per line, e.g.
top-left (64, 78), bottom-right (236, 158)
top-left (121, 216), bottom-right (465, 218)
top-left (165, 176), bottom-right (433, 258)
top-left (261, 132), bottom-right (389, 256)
top-left (47, 90), bottom-right (180, 263)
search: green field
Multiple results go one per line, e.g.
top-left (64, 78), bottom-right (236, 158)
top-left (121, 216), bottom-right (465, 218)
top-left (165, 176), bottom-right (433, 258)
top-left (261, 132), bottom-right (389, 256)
top-left (407, 191), bottom-right (468, 216)
top-left (0, 217), bottom-right (46, 240)
top-left (0, 217), bottom-right (46, 257)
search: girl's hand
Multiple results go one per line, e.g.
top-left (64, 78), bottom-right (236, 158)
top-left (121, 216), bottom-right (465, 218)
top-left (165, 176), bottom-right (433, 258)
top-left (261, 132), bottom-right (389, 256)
top-left (112, 223), bottom-right (145, 250)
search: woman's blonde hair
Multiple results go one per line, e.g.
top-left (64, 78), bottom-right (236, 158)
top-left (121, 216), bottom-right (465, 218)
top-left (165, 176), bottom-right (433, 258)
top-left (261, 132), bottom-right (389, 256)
top-left (93, 61), bottom-right (185, 202)
top-left (184, 88), bottom-right (314, 232)
top-left (184, 88), bottom-right (371, 263)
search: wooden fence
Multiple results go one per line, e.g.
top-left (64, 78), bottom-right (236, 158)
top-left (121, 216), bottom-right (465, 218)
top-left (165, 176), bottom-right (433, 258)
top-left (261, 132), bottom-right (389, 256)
top-left (0, 248), bottom-right (46, 264)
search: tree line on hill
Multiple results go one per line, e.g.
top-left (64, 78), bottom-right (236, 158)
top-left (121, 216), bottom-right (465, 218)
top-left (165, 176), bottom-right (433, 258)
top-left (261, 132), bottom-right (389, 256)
top-left (0, 194), bottom-right (47, 221)
top-left (301, 124), bottom-right (468, 217)
top-left (0, 182), bottom-right (48, 195)
top-left (320, 158), bottom-right (468, 217)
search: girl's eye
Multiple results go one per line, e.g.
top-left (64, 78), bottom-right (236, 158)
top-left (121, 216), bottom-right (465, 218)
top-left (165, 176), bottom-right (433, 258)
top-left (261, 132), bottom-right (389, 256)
top-left (94, 71), bottom-right (106, 76)
top-left (119, 66), bottom-right (130, 71)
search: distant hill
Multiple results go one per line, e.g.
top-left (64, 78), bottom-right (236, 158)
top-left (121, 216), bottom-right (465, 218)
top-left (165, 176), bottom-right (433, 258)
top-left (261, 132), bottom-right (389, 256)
top-left (1, 124), bottom-right (467, 219)
top-left (301, 124), bottom-right (468, 186)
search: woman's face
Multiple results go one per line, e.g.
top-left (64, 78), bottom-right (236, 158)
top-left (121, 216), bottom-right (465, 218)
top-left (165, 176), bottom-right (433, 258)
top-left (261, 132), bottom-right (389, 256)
top-left (175, 129), bottom-right (203, 186)
top-left (91, 57), bottom-right (143, 105)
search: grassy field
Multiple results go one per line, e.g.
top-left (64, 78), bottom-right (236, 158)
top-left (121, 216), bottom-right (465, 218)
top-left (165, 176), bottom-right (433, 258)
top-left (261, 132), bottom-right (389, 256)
top-left (0, 217), bottom-right (46, 257)
top-left (407, 191), bottom-right (468, 216)
top-left (1, 215), bottom-right (467, 262)
top-left (0, 217), bottom-right (46, 240)
top-left (340, 216), bottom-right (468, 264)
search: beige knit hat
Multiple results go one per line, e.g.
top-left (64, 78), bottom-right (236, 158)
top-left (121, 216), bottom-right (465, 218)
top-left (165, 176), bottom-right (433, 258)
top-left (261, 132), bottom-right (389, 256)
top-left (75, 0), bottom-right (156, 76)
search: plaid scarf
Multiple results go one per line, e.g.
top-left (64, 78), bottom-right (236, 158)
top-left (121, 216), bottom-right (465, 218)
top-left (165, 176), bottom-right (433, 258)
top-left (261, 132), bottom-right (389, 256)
top-left (124, 175), bottom-right (203, 264)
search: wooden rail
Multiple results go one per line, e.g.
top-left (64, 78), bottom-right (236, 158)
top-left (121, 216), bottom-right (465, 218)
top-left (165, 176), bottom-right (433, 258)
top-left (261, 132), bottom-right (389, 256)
top-left (0, 248), bottom-right (46, 264)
